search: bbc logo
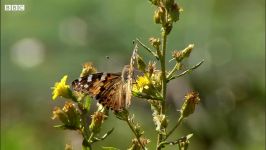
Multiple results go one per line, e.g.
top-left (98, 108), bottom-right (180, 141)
top-left (5, 5), bottom-right (25, 11)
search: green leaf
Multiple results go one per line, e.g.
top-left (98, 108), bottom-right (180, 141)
top-left (83, 96), bottom-right (92, 111)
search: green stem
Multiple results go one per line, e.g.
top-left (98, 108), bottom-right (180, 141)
top-left (160, 31), bottom-right (167, 117)
top-left (164, 116), bottom-right (184, 140)
top-left (167, 60), bottom-right (204, 82)
top-left (126, 118), bottom-right (146, 150)
top-left (156, 30), bottom-right (168, 150)
top-left (88, 132), bottom-right (95, 143)
top-left (167, 63), bottom-right (180, 79)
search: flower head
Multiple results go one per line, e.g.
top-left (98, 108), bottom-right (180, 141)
top-left (149, 37), bottom-right (161, 49)
top-left (153, 114), bottom-right (168, 133)
top-left (172, 44), bottom-right (194, 62)
top-left (132, 75), bottom-right (162, 100)
top-left (134, 76), bottom-right (150, 93)
top-left (52, 75), bottom-right (72, 100)
top-left (128, 137), bottom-right (150, 150)
top-left (52, 102), bottom-right (81, 129)
top-left (80, 62), bottom-right (97, 77)
top-left (89, 111), bottom-right (107, 134)
top-left (181, 92), bottom-right (200, 118)
top-left (52, 107), bottom-right (69, 124)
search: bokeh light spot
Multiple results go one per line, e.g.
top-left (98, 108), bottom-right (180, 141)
top-left (59, 17), bottom-right (88, 46)
top-left (10, 38), bottom-right (45, 68)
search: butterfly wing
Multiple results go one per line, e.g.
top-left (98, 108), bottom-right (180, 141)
top-left (72, 73), bottom-right (121, 99)
top-left (122, 43), bottom-right (139, 108)
top-left (72, 72), bottom-right (129, 110)
top-left (97, 79), bottom-right (127, 110)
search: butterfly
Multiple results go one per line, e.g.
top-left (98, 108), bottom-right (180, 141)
top-left (72, 44), bottom-right (138, 111)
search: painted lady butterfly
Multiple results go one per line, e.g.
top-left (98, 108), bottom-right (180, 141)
top-left (72, 44), bottom-right (138, 111)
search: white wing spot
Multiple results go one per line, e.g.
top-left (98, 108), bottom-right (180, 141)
top-left (84, 84), bottom-right (89, 88)
top-left (87, 75), bottom-right (92, 82)
top-left (101, 73), bottom-right (107, 81)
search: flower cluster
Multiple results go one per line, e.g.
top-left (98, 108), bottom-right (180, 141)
top-left (51, 69), bottom-right (113, 149)
top-left (132, 75), bottom-right (162, 100)
top-left (52, 101), bottom-right (81, 130)
top-left (151, 0), bottom-right (183, 34)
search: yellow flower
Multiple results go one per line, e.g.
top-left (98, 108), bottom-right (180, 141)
top-left (135, 76), bottom-right (150, 92)
top-left (52, 75), bottom-right (72, 100)
top-left (132, 75), bottom-right (163, 100)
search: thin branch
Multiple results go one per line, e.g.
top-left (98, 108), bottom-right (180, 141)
top-left (136, 38), bottom-right (159, 60)
top-left (164, 116), bottom-right (184, 140)
top-left (92, 128), bottom-right (114, 142)
top-left (126, 118), bottom-right (146, 150)
top-left (166, 62), bottom-right (181, 79)
top-left (167, 60), bottom-right (204, 82)
top-left (88, 132), bottom-right (95, 143)
top-left (158, 134), bottom-right (193, 149)
top-left (157, 139), bottom-right (179, 148)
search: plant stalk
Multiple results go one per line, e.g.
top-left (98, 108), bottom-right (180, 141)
top-left (156, 30), bottom-right (168, 150)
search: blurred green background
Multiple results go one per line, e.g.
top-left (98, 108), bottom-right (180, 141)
top-left (1, 0), bottom-right (265, 149)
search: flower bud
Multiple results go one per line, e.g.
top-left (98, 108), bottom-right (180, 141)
top-left (181, 92), bottom-right (200, 118)
top-left (52, 107), bottom-right (69, 125)
top-left (172, 44), bottom-right (194, 62)
top-left (128, 138), bottom-right (150, 150)
top-left (89, 111), bottom-right (106, 133)
top-left (63, 102), bottom-right (81, 129)
top-left (149, 37), bottom-right (161, 49)
top-left (154, 10), bottom-right (161, 24)
top-left (182, 44), bottom-right (194, 58)
top-left (168, 3), bottom-right (180, 22)
top-left (153, 114), bottom-right (168, 133)
top-left (178, 134), bottom-right (193, 150)
top-left (52, 102), bottom-right (81, 129)
top-left (80, 62), bottom-right (97, 77)
top-left (154, 7), bottom-right (165, 25)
